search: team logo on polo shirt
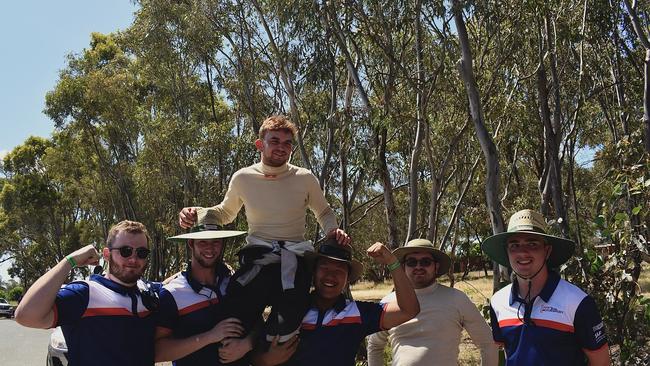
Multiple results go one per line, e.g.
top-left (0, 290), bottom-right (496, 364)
top-left (540, 305), bottom-right (564, 314)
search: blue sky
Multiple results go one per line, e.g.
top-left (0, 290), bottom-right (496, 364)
top-left (0, 1), bottom-right (137, 281)
top-left (0, 1), bottom-right (137, 157)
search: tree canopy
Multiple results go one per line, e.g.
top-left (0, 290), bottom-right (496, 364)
top-left (1, 0), bottom-right (649, 362)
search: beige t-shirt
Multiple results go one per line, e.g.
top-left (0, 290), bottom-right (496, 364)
top-left (367, 283), bottom-right (498, 366)
top-left (202, 162), bottom-right (338, 242)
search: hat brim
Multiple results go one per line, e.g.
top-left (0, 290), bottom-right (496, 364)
top-left (481, 231), bottom-right (575, 268)
top-left (393, 246), bottom-right (451, 276)
top-left (167, 230), bottom-right (247, 242)
top-left (303, 251), bottom-right (363, 283)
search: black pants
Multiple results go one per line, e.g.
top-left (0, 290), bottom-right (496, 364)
top-left (218, 246), bottom-right (312, 340)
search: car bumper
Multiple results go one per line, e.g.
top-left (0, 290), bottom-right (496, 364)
top-left (0, 309), bottom-right (13, 317)
top-left (47, 344), bottom-right (68, 366)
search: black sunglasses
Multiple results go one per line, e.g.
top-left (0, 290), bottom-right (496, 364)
top-left (110, 246), bottom-right (150, 259)
top-left (404, 257), bottom-right (435, 268)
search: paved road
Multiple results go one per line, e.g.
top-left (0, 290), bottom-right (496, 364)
top-left (0, 317), bottom-right (174, 366)
top-left (0, 317), bottom-right (52, 366)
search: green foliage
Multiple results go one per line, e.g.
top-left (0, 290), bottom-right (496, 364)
top-left (2, 0), bottom-right (649, 362)
top-left (7, 286), bottom-right (23, 302)
top-left (565, 134), bottom-right (650, 364)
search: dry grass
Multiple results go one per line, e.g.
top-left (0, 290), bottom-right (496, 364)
top-left (351, 271), bottom-right (493, 366)
top-left (351, 270), bottom-right (493, 303)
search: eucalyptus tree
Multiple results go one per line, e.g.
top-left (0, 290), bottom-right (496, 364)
top-left (0, 137), bottom-right (89, 286)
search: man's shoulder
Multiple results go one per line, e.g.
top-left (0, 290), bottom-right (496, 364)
top-left (438, 283), bottom-right (474, 301)
top-left (161, 275), bottom-right (190, 294)
top-left (550, 278), bottom-right (589, 306)
top-left (233, 164), bottom-right (260, 176)
top-left (288, 163), bottom-right (316, 177)
top-left (58, 280), bottom-right (90, 297)
top-left (556, 278), bottom-right (588, 297)
top-left (63, 279), bottom-right (90, 289)
top-left (490, 283), bottom-right (513, 306)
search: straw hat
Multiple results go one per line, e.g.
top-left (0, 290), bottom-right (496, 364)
top-left (168, 208), bottom-right (246, 242)
top-left (392, 238), bottom-right (451, 276)
top-left (481, 209), bottom-right (575, 268)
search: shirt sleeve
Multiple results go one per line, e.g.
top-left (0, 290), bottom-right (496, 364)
top-left (457, 293), bottom-right (498, 366)
top-left (54, 282), bottom-right (89, 327)
top-left (156, 288), bottom-right (179, 331)
top-left (573, 295), bottom-right (607, 350)
top-left (489, 305), bottom-right (505, 345)
top-left (305, 172), bottom-right (338, 234)
top-left (205, 171), bottom-right (244, 225)
top-left (366, 330), bottom-right (389, 366)
top-left (357, 301), bottom-right (385, 336)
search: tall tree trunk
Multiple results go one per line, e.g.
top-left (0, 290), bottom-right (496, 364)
top-left (325, 3), bottom-right (399, 246)
top-left (537, 20), bottom-right (570, 238)
top-left (376, 128), bottom-right (400, 248)
top-left (251, 0), bottom-right (313, 171)
top-left (426, 121), bottom-right (468, 244)
top-left (453, 2), bottom-right (506, 292)
top-left (407, 0), bottom-right (426, 243)
top-left (623, 0), bottom-right (650, 153)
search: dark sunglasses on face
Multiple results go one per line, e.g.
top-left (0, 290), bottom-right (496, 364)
top-left (110, 246), bottom-right (150, 259)
top-left (404, 257), bottom-right (435, 268)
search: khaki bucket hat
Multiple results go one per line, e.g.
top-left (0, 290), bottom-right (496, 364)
top-left (392, 239), bottom-right (451, 276)
top-left (481, 209), bottom-right (575, 268)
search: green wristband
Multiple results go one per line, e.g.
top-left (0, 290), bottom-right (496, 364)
top-left (65, 255), bottom-right (77, 269)
top-left (387, 260), bottom-right (401, 272)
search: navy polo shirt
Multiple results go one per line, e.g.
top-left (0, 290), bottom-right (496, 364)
top-left (157, 270), bottom-right (230, 365)
top-left (489, 271), bottom-right (608, 365)
top-left (286, 295), bottom-right (386, 366)
top-left (54, 274), bottom-right (157, 366)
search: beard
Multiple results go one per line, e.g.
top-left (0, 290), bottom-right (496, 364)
top-left (108, 253), bottom-right (146, 285)
top-left (409, 272), bottom-right (436, 289)
top-left (194, 253), bottom-right (220, 269)
top-left (192, 247), bottom-right (221, 269)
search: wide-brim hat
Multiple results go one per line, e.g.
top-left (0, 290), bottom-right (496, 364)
top-left (393, 239), bottom-right (451, 276)
top-left (481, 209), bottom-right (575, 268)
top-left (304, 238), bottom-right (363, 283)
top-left (168, 207), bottom-right (246, 242)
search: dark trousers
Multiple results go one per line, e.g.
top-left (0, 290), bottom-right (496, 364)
top-left (217, 246), bottom-right (312, 340)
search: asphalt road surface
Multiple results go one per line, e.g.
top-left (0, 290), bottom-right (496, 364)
top-left (0, 317), bottom-right (52, 366)
top-left (0, 317), bottom-right (174, 366)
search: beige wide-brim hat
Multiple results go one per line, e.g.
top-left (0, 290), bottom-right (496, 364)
top-left (168, 207), bottom-right (246, 242)
top-left (481, 209), bottom-right (575, 268)
top-left (304, 238), bottom-right (363, 283)
top-left (393, 239), bottom-right (451, 276)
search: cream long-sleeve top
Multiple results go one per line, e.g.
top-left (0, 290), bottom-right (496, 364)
top-left (201, 162), bottom-right (338, 242)
top-left (367, 282), bottom-right (498, 366)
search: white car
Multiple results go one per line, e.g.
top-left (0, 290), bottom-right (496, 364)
top-left (0, 298), bottom-right (14, 318)
top-left (47, 327), bottom-right (68, 366)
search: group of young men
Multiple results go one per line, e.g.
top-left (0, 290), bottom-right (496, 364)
top-left (14, 115), bottom-right (610, 365)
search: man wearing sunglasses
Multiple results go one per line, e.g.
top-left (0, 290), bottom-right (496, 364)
top-left (15, 220), bottom-right (158, 366)
top-left (367, 238), bottom-right (497, 366)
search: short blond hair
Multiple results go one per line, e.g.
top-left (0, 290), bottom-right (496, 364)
top-left (106, 220), bottom-right (149, 248)
top-left (259, 115), bottom-right (298, 139)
